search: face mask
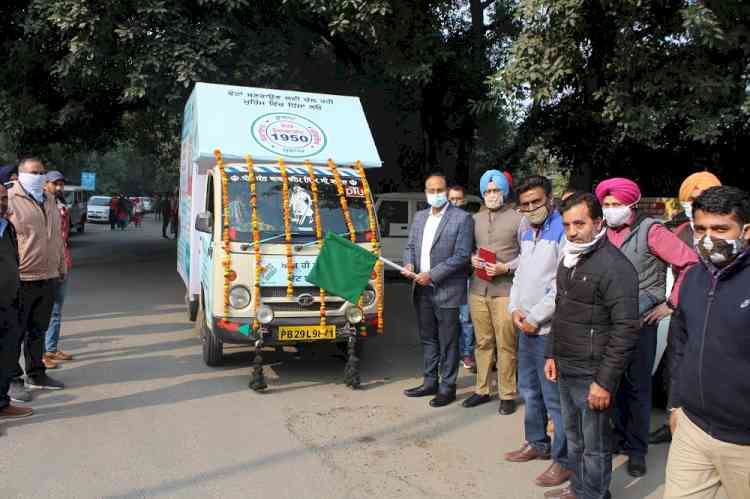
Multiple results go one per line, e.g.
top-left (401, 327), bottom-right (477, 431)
top-left (603, 205), bottom-right (632, 228)
top-left (426, 192), bottom-right (447, 208)
top-left (681, 202), bottom-right (693, 222)
top-left (484, 192), bottom-right (504, 211)
top-left (563, 226), bottom-right (606, 268)
top-left (694, 233), bottom-right (748, 267)
top-left (525, 204), bottom-right (550, 225)
top-left (18, 172), bottom-right (46, 202)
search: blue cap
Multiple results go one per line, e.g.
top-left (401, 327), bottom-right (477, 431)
top-left (479, 169), bottom-right (509, 199)
top-left (45, 170), bottom-right (67, 183)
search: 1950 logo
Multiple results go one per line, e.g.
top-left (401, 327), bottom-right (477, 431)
top-left (251, 113), bottom-right (327, 158)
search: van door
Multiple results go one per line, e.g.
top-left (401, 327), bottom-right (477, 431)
top-left (200, 173), bottom-right (215, 318)
top-left (376, 199), bottom-right (409, 265)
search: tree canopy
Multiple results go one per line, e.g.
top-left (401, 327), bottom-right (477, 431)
top-left (1, 0), bottom-right (748, 195)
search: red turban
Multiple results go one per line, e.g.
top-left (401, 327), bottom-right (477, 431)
top-left (594, 178), bottom-right (641, 205)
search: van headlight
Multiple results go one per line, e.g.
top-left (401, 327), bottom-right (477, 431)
top-left (229, 286), bottom-right (251, 309)
top-left (361, 289), bottom-right (376, 307)
top-left (256, 305), bottom-right (274, 325)
top-left (345, 305), bottom-right (364, 324)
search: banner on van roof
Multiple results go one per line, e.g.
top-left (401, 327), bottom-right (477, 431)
top-left (182, 83), bottom-right (382, 172)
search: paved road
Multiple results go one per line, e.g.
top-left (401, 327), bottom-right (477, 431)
top-left (1, 220), bottom-right (670, 498)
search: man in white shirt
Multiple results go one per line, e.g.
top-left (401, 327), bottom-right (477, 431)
top-left (402, 173), bottom-right (474, 407)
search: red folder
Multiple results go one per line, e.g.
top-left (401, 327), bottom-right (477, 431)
top-left (475, 247), bottom-right (496, 282)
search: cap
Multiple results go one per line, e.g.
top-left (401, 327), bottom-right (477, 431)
top-left (45, 170), bottom-right (67, 183)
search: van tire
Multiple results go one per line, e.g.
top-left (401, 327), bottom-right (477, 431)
top-left (198, 303), bottom-right (223, 367)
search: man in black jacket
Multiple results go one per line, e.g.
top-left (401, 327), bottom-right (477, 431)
top-left (665, 186), bottom-right (750, 499)
top-left (544, 192), bottom-right (640, 499)
top-left (0, 185), bottom-right (34, 419)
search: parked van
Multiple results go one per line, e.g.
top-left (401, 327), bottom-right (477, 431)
top-left (374, 192), bottom-right (483, 266)
top-left (63, 185), bottom-right (88, 234)
top-left (179, 83), bottom-right (384, 389)
top-left (86, 196), bottom-right (112, 223)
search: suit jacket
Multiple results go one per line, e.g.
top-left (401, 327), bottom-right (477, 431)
top-left (403, 204), bottom-right (474, 308)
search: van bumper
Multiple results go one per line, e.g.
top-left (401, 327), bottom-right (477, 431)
top-left (212, 315), bottom-right (380, 345)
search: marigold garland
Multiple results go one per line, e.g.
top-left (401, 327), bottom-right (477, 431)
top-left (355, 160), bottom-right (384, 333)
top-left (214, 149), bottom-right (232, 320)
top-left (246, 155), bottom-right (262, 330)
top-left (328, 160), bottom-right (356, 243)
top-left (305, 160), bottom-right (327, 329)
top-left (279, 159), bottom-right (294, 298)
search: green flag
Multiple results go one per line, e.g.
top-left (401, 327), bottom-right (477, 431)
top-left (307, 232), bottom-right (378, 304)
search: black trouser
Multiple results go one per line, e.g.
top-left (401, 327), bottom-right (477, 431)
top-left (162, 214), bottom-right (171, 237)
top-left (415, 286), bottom-right (460, 395)
top-left (11, 280), bottom-right (55, 380)
top-left (0, 303), bottom-right (23, 409)
top-left (613, 324), bottom-right (658, 457)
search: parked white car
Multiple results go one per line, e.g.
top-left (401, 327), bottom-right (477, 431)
top-left (86, 196), bottom-right (112, 223)
top-left (374, 192), bottom-right (483, 267)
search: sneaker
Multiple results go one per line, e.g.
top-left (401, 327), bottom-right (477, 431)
top-left (42, 353), bottom-right (59, 369)
top-left (26, 373), bottom-right (65, 390)
top-left (0, 404), bottom-right (34, 419)
top-left (8, 380), bottom-right (32, 402)
top-left (462, 356), bottom-right (476, 370)
top-left (49, 350), bottom-right (74, 361)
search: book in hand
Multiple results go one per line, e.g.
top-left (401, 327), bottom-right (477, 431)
top-left (475, 247), bottom-right (496, 282)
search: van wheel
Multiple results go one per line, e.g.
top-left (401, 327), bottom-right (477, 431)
top-left (336, 339), bottom-right (364, 359)
top-left (198, 305), bottom-right (223, 367)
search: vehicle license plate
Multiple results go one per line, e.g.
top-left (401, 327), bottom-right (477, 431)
top-left (278, 325), bottom-right (336, 341)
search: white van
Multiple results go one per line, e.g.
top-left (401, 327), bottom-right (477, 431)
top-left (374, 192), bottom-right (483, 266)
top-left (86, 196), bottom-right (112, 223)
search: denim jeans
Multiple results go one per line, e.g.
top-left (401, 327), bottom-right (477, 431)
top-left (458, 303), bottom-right (474, 357)
top-left (518, 332), bottom-right (568, 468)
top-left (559, 373), bottom-right (613, 499)
top-left (44, 277), bottom-right (68, 353)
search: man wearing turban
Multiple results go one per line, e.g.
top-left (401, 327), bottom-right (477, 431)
top-left (594, 177), bottom-right (699, 478)
top-left (649, 171), bottom-right (721, 447)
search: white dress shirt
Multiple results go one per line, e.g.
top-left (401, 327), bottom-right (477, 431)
top-left (420, 203), bottom-right (448, 272)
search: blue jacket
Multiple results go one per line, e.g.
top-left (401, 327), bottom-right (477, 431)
top-left (403, 204), bottom-right (474, 308)
top-left (669, 251), bottom-right (750, 445)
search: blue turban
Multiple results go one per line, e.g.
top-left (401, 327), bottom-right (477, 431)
top-left (479, 169), bottom-right (509, 199)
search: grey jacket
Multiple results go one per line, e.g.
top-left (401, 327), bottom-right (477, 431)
top-left (404, 204), bottom-right (474, 308)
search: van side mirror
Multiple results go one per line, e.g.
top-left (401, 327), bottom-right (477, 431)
top-left (195, 212), bottom-right (213, 233)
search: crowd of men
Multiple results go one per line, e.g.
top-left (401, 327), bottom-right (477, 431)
top-left (401, 170), bottom-right (749, 499)
top-left (1, 158), bottom-right (73, 421)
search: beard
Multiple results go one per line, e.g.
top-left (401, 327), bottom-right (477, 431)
top-left (485, 197), bottom-right (503, 210)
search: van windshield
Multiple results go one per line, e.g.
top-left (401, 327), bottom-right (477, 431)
top-left (225, 171), bottom-right (374, 243)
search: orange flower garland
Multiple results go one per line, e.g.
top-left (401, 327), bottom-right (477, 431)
top-left (305, 160), bottom-right (327, 328)
top-left (279, 159), bottom-right (294, 298)
top-left (328, 160), bottom-right (356, 243)
top-left (246, 155), bottom-right (262, 330)
top-left (214, 149), bottom-right (232, 319)
top-left (355, 160), bottom-right (384, 333)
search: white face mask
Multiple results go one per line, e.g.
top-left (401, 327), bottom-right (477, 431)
top-left (426, 192), bottom-right (447, 208)
top-left (484, 192), bottom-right (504, 210)
top-left (681, 202), bottom-right (693, 222)
top-left (603, 205), bottom-right (632, 228)
top-left (18, 172), bottom-right (46, 202)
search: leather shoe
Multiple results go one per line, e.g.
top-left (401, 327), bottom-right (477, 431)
top-left (404, 384), bottom-right (438, 398)
top-left (535, 462), bottom-right (574, 487)
top-left (649, 424), bottom-right (672, 444)
top-left (627, 455), bottom-right (647, 477)
top-left (504, 442), bottom-right (551, 462)
top-left (499, 399), bottom-right (516, 415)
top-left (0, 404), bottom-right (34, 419)
top-left (544, 486), bottom-right (576, 499)
top-left (462, 393), bottom-right (491, 408)
top-left (429, 392), bottom-right (456, 407)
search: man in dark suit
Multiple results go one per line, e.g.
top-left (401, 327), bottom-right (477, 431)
top-left (401, 173), bottom-right (474, 407)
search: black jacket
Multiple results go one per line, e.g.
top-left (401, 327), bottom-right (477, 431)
top-left (546, 238), bottom-right (640, 392)
top-left (669, 251), bottom-right (750, 445)
top-left (0, 222), bottom-right (20, 308)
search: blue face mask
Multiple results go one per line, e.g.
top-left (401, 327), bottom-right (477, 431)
top-left (426, 192), bottom-right (447, 208)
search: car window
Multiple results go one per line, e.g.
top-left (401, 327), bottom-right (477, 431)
top-left (377, 200), bottom-right (409, 237)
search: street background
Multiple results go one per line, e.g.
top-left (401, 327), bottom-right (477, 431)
top-left (1, 220), bottom-right (670, 499)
